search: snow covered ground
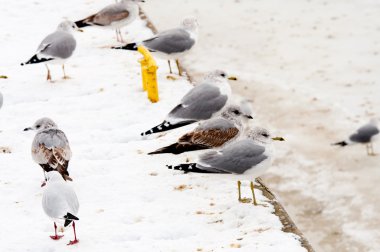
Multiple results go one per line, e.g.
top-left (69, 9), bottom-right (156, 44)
top-left (143, 0), bottom-right (380, 251)
top-left (0, 1), bottom-right (306, 251)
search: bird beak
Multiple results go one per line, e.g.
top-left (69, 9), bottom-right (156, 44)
top-left (228, 76), bottom-right (237, 81)
top-left (272, 136), bottom-right (285, 141)
top-left (23, 127), bottom-right (32, 131)
top-left (245, 115), bottom-right (254, 119)
top-left (77, 28), bottom-right (84, 32)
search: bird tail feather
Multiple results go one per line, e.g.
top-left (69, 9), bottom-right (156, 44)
top-left (148, 143), bottom-right (209, 155)
top-left (141, 120), bottom-right (196, 136)
top-left (20, 54), bottom-right (53, 66)
top-left (332, 141), bottom-right (348, 147)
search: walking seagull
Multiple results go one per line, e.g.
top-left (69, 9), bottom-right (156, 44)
top-left (333, 119), bottom-right (379, 156)
top-left (112, 16), bottom-right (198, 76)
top-left (167, 127), bottom-right (284, 205)
top-left (42, 171), bottom-right (79, 245)
top-left (21, 20), bottom-right (82, 81)
top-left (24, 118), bottom-right (72, 184)
top-left (75, 0), bottom-right (144, 42)
top-left (141, 70), bottom-right (236, 136)
top-left (148, 104), bottom-right (253, 155)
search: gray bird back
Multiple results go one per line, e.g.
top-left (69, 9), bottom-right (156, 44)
top-left (38, 31), bottom-right (76, 59)
top-left (143, 28), bottom-right (195, 54)
top-left (198, 140), bottom-right (267, 174)
top-left (349, 124), bottom-right (379, 143)
top-left (168, 84), bottom-right (228, 120)
top-left (196, 117), bottom-right (235, 131)
top-left (33, 129), bottom-right (70, 150)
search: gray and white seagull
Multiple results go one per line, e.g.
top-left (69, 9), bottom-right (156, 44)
top-left (42, 171), bottom-right (79, 245)
top-left (333, 118), bottom-right (379, 156)
top-left (75, 0), bottom-right (144, 42)
top-left (21, 20), bottom-right (82, 81)
top-left (167, 127), bottom-right (285, 206)
top-left (148, 104), bottom-right (253, 155)
top-left (24, 118), bottom-right (72, 184)
top-left (113, 16), bottom-right (199, 76)
top-left (141, 70), bottom-right (237, 136)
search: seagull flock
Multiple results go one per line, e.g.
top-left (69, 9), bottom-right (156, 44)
top-left (0, 0), bottom-right (378, 247)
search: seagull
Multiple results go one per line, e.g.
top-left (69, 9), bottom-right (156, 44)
top-left (42, 171), bottom-right (79, 245)
top-left (112, 16), bottom-right (199, 76)
top-left (24, 118), bottom-right (72, 184)
top-left (21, 20), bottom-right (82, 81)
top-left (333, 118), bottom-right (379, 156)
top-left (167, 127), bottom-right (285, 205)
top-left (148, 104), bottom-right (253, 155)
top-left (141, 70), bottom-right (236, 136)
top-left (75, 0), bottom-right (144, 42)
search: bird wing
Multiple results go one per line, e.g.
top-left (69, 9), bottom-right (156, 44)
top-left (168, 84), bottom-right (228, 121)
top-left (91, 4), bottom-right (130, 26)
top-left (198, 140), bottom-right (267, 174)
top-left (37, 31), bottom-right (76, 59)
top-left (143, 28), bottom-right (195, 54)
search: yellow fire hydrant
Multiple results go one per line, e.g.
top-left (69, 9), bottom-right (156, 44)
top-left (137, 45), bottom-right (159, 103)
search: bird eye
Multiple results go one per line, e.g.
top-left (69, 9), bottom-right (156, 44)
top-left (262, 133), bottom-right (269, 137)
top-left (36, 125), bottom-right (41, 128)
top-left (233, 110), bottom-right (240, 115)
top-left (220, 73), bottom-right (226, 77)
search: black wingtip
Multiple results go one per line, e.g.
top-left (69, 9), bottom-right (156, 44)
top-left (332, 141), bottom-right (348, 147)
top-left (112, 43), bottom-right (138, 51)
top-left (64, 212), bottom-right (79, 221)
top-left (74, 20), bottom-right (90, 28)
top-left (64, 219), bottom-right (72, 227)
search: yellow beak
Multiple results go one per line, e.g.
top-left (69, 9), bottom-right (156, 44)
top-left (272, 137), bottom-right (285, 141)
top-left (228, 76), bottom-right (237, 81)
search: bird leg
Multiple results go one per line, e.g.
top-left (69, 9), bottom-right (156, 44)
top-left (62, 65), bottom-right (70, 79)
top-left (168, 60), bottom-right (173, 74)
top-left (67, 221), bottom-right (79, 245)
top-left (250, 181), bottom-right (267, 207)
top-left (119, 29), bottom-right (125, 43)
top-left (166, 60), bottom-right (178, 80)
top-left (369, 143), bottom-right (376, 156)
top-left (237, 181), bottom-right (251, 203)
top-left (176, 59), bottom-right (183, 76)
top-left (50, 222), bottom-right (64, 240)
top-left (45, 65), bottom-right (52, 81)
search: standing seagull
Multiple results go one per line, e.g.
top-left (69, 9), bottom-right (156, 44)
top-left (42, 171), bottom-right (79, 245)
top-left (75, 0), bottom-right (144, 42)
top-left (21, 20), bottom-right (82, 81)
top-left (148, 105), bottom-right (253, 155)
top-left (333, 119), bottom-right (379, 156)
top-left (141, 70), bottom-right (236, 136)
top-left (167, 127), bottom-right (285, 205)
top-left (113, 16), bottom-right (199, 76)
top-left (24, 118), bottom-right (72, 184)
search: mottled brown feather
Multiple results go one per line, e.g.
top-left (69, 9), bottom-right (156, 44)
top-left (93, 11), bottom-right (130, 26)
top-left (179, 128), bottom-right (239, 148)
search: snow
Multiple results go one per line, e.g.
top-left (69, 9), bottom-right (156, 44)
top-left (143, 0), bottom-right (380, 251)
top-left (0, 0), bottom-right (305, 251)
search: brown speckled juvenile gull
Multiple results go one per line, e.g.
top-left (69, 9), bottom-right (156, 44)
top-left (24, 118), bottom-right (72, 183)
top-left (148, 105), bottom-right (253, 155)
